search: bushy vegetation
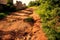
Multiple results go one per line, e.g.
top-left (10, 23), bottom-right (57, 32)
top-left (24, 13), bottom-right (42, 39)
top-left (24, 17), bottom-right (35, 23)
top-left (0, 13), bottom-right (6, 19)
top-left (35, 0), bottom-right (60, 40)
top-left (0, 3), bottom-right (16, 12)
top-left (28, 1), bottom-right (40, 7)
top-left (0, 2), bottom-right (16, 19)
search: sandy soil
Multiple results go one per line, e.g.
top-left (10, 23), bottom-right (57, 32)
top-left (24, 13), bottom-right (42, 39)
top-left (0, 8), bottom-right (47, 40)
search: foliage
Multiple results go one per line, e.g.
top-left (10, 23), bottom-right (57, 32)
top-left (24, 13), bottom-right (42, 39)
top-left (35, 0), bottom-right (60, 40)
top-left (28, 1), bottom-right (40, 7)
top-left (0, 2), bottom-right (16, 19)
top-left (0, 13), bottom-right (6, 19)
top-left (24, 17), bottom-right (35, 23)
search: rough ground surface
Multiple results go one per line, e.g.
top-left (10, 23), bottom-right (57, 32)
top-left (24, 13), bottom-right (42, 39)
top-left (0, 8), bottom-right (47, 40)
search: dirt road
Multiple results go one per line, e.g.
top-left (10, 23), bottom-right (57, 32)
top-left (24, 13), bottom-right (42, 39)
top-left (0, 8), bottom-right (47, 40)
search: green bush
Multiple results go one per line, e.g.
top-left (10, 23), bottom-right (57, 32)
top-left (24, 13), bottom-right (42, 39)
top-left (0, 13), bottom-right (6, 19)
top-left (0, 2), bottom-right (16, 19)
top-left (24, 17), bottom-right (35, 23)
top-left (28, 1), bottom-right (40, 7)
top-left (36, 0), bottom-right (60, 40)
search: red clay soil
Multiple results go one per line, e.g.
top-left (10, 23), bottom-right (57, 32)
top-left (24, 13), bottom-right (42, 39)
top-left (0, 8), bottom-right (47, 40)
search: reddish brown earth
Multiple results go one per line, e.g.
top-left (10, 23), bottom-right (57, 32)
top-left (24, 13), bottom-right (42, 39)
top-left (0, 8), bottom-right (47, 40)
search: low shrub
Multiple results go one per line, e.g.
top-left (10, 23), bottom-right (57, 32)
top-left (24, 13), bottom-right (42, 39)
top-left (0, 13), bottom-right (6, 19)
top-left (28, 1), bottom-right (40, 7)
top-left (24, 17), bottom-right (35, 23)
top-left (35, 0), bottom-right (60, 40)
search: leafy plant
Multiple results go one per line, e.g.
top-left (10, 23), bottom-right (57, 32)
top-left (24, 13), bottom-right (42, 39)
top-left (24, 17), bottom-right (35, 23)
top-left (28, 1), bottom-right (40, 7)
top-left (35, 0), bottom-right (60, 40)
top-left (0, 13), bottom-right (6, 19)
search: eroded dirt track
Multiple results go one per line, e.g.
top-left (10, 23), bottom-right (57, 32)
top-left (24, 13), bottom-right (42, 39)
top-left (0, 8), bottom-right (47, 40)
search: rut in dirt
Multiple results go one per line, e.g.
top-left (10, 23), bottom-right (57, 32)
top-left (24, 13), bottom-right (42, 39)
top-left (0, 8), bottom-right (47, 40)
